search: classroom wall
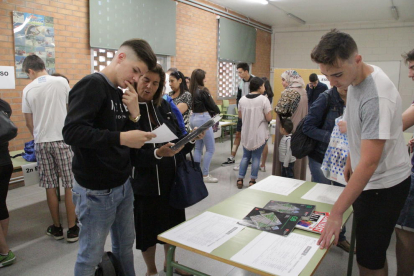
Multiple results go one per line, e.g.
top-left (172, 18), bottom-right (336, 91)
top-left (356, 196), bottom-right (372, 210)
top-left (0, 0), bottom-right (90, 151)
top-left (271, 21), bottom-right (414, 114)
top-left (0, 0), bottom-right (272, 153)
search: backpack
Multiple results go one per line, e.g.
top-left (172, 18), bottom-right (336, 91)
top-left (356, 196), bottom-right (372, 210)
top-left (95, 252), bottom-right (122, 276)
top-left (275, 88), bottom-right (301, 118)
top-left (291, 91), bottom-right (331, 159)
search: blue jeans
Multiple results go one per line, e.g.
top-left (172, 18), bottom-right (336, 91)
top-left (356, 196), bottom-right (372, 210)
top-left (190, 112), bottom-right (215, 176)
top-left (396, 172), bottom-right (414, 230)
top-left (308, 157), bottom-right (346, 241)
top-left (72, 178), bottom-right (135, 276)
top-left (238, 143), bottom-right (266, 180)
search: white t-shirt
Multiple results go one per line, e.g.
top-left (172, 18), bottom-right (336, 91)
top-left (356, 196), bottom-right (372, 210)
top-left (344, 65), bottom-right (411, 190)
top-left (22, 75), bottom-right (70, 143)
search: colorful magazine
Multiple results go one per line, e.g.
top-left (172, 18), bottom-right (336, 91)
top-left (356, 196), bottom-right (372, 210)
top-left (237, 207), bottom-right (300, 236)
top-left (263, 200), bottom-right (316, 220)
top-left (296, 211), bottom-right (330, 234)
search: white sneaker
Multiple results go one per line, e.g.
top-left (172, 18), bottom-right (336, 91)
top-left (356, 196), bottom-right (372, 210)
top-left (260, 166), bottom-right (266, 172)
top-left (203, 174), bottom-right (218, 183)
top-left (233, 165), bottom-right (239, 171)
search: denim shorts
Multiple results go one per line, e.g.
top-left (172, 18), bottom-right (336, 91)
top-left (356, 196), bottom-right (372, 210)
top-left (396, 172), bottom-right (414, 232)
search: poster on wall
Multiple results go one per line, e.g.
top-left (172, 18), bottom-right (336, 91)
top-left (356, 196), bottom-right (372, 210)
top-left (12, 11), bottom-right (55, 79)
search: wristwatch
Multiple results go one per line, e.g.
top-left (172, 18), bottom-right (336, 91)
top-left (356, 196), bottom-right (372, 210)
top-left (129, 114), bottom-right (141, 123)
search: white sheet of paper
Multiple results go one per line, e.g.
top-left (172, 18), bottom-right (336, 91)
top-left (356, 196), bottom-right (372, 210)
top-left (21, 163), bottom-right (40, 186)
top-left (231, 232), bottom-right (319, 276)
top-left (0, 66), bottom-right (16, 89)
top-left (145, 123), bottom-right (178, 144)
top-left (301, 184), bottom-right (344, 205)
top-left (249, 176), bottom-right (305, 196)
top-left (159, 211), bottom-right (245, 253)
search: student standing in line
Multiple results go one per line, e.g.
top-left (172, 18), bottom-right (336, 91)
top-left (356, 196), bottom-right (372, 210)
top-left (236, 77), bottom-right (272, 188)
top-left (22, 55), bottom-right (78, 243)
top-left (169, 70), bottom-right (192, 132)
top-left (189, 69), bottom-right (220, 183)
top-left (397, 48), bottom-right (414, 276)
top-left (314, 30), bottom-right (411, 276)
top-left (260, 77), bottom-right (274, 172)
top-left (221, 63), bottom-right (254, 170)
top-left (302, 86), bottom-right (352, 253)
top-left (63, 39), bottom-right (157, 276)
top-left (0, 99), bottom-right (16, 267)
top-left (278, 119), bottom-right (295, 178)
top-left (306, 73), bottom-right (329, 108)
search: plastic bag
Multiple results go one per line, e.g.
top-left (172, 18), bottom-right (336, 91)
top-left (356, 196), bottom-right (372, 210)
top-left (321, 117), bottom-right (348, 185)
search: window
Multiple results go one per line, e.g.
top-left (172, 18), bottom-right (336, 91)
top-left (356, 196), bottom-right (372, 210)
top-left (91, 48), bottom-right (170, 73)
top-left (217, 60), bottom-right (252, 100)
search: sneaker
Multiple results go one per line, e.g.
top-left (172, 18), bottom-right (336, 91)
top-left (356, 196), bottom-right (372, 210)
top-left (0, 251), bottom-right (16, 267)
top-left (233, 165), bottom-right (239, 171)
top-left (46, 224), bottom-right (64, 240)
top-left (203, 175), bottom-right (218, 183)
top-left (260, 166), bottom-right (266, 172)
top-left (67, 225), bottom-right (79, 243)
top-left (221, 157), bottom-right (235, 166)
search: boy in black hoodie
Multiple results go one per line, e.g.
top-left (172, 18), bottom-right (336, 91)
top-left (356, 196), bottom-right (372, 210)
top-left (63, 39), bottom-right (157, 276)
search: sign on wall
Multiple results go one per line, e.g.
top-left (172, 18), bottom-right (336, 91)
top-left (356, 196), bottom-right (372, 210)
top-left (12, 11), bottom-right (55, 79)
top-left (0, 66), bottom-right (16, 89)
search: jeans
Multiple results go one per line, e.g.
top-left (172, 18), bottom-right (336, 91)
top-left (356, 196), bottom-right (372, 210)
top-left (238, 143), bottom-right (266, 180)
top-left (72, 178), bottom-right (135, 276)
top-left (281, 162), bottom-right (295, 178)
top-left (190, 112), bottom-right (215, 176)
top-left (308, 157), bottom-right (346, 241)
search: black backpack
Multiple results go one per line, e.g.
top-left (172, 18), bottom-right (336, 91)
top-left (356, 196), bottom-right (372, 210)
top-left (95, 252), bottom-right (122, 276)
top-left (291, 91), bottom-right (331, 159)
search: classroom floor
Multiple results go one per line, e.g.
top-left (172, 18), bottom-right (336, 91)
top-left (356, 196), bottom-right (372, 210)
top-left (3, 137), bottom-right (400, 276)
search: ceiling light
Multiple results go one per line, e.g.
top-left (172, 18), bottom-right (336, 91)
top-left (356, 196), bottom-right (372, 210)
top-left (391, 6), bottom-right (399, 20)
top-left (287, 13), bottom-right (306, 25)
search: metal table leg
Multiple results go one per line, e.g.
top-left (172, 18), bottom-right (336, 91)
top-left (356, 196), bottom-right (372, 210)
top-left (166, 245), bottom-right (210, 276)
top-left (347, 214), bottom-right (356, 276)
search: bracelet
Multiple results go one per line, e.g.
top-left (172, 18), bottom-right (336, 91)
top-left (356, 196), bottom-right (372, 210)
top-left (189, 140), bottom-right (196, 144)
top-left (154, 149), bottom-right (163, 159)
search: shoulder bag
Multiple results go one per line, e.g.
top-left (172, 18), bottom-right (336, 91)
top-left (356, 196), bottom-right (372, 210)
top-left (0, 110), bottom-right (17, 144)
top-left (169, 152), bottom-right (209, 209)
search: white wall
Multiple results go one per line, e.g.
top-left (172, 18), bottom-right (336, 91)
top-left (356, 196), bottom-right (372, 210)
top-left (271, 21), bottom-right (414, 115)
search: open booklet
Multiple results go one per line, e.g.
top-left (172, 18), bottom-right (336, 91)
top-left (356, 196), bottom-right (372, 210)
top-left (170, 115), bottom-right (222, 150)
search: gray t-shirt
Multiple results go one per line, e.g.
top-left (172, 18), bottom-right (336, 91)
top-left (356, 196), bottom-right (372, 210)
top-left (344, 65), bottom-right (410, 190)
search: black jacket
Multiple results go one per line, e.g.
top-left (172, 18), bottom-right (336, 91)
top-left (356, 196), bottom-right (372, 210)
top-left (131, 99), bottom-right (194, 196)
top-left (192, 87), bottom-right (220, 115)
top-left (63, 73), bottom-right (138, 190)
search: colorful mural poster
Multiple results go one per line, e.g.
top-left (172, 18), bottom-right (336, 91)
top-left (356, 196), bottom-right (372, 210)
top-left (12, 11), bottom-right (55, 79)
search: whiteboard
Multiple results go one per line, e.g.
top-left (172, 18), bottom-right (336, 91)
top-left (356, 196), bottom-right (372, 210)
top-left (367, 61), bottom-right (401, 89)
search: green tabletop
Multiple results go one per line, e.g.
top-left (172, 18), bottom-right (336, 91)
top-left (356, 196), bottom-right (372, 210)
top-left (159, 177), bottom-right (353, 276)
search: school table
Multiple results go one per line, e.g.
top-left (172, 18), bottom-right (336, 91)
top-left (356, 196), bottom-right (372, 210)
top-left (159, 177), bottom-right (354, 276)
top-left (218, 121), bottom-right (237, 149)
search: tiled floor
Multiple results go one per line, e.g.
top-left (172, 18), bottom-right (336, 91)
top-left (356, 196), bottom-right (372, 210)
top-left (3, 137), bottom-right (399, 275)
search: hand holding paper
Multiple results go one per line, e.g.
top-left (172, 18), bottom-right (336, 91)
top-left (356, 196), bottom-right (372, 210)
top-left (145, 124), bottom-right (178, 144)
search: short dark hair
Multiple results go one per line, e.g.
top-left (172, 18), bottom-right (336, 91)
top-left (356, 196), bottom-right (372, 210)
top-left (52, 73), bottom-right (69, 84)
top-left (311, 29), bottom-right (358, 66)
top-left (281, 118), bottom-right (294, 134)
top-left (120, 39), bottom-right (157, 70)
top-left (402, 49), bottom-right (414, 65)
top-left (249, 77), bottom-right (264, 92)
top-left (237, 62), bottom-right (249, 72)
top-left (169, 70), bottom-right (189, 97)
top-left (309, 73), bottom-right (318, 82)
top-left (22, 54), bottom-right (45, 73)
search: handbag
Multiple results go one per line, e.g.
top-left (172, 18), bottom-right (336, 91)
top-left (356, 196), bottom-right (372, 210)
top-left (291, 91), bottom-right (331, 159)
top-left (321, 117), bottom-right (349, 185)
top-left (169, 152), bottom-right (208, 209)
top-left (0, 110), bottom-right (17, 144)
top-left (95, 252), bottom-right (122, 276)
top-left (291, 117), bottom-right (317, 159)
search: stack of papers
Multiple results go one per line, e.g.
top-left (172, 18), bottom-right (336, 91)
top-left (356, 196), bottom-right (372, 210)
top-left (301, 184), bottom-right (344, 205)
top-left (249, 176), bottom-right (305, 196)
